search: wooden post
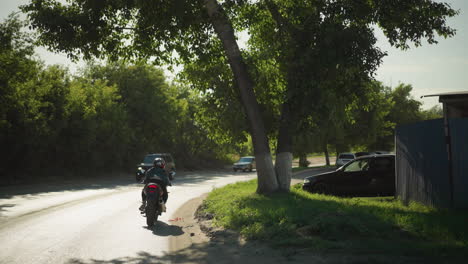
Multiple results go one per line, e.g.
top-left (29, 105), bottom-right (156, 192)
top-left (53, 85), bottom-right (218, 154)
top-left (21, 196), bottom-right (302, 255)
top-left (442, 101), bottom-right (454, 208)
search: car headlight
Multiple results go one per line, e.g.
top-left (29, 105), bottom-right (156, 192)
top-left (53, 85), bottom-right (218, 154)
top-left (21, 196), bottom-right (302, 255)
top-left (304, 177), bottom-right (318, 184)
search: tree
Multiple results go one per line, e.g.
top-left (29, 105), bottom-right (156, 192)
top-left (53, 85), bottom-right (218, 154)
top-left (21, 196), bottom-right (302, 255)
top-left (0, 14), bottom-right (235, 183)
top-left (1, 14), bottom-right (41, 180)
top-left (421, 105), bottom-right (443, 120)
top-left (240, 0), bottom-right (457, 191)
top-left (22, 0), bottom-right (280, 193)
top-left (370, 83), bottom-right (432, 150)
top-left (22, 0), bottom-right (458, 193)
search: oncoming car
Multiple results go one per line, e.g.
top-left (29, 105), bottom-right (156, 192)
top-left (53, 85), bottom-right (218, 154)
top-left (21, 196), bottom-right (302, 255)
top-left (233, 156), bottom-right (256, 172)
top-left (303, 154), bottom-right (395, 196)
top-left (136, 153), bottom-right (175, 182)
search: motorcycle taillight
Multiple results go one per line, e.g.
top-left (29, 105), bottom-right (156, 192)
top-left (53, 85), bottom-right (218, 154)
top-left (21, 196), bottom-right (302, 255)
top-left (148, 184), bottom-right (158, 193)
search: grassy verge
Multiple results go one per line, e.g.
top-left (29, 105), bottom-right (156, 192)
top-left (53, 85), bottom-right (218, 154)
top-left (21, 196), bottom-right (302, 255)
top-left (200, 180), bottom-right (468, 260)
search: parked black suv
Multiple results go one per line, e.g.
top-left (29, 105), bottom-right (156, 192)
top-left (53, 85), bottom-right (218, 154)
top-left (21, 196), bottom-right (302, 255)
top-left (303, 154), bottom-right (395, 196)
top-left (135, 153), bottom-right (176, 182)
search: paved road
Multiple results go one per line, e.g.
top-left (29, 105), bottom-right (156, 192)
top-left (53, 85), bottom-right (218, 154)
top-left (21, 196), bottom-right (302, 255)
top-left (0, 171), bottom-right (256, 264)
top-left (291, 166), bottom-right (336, 185)
top-left (0, 167), bottom-right (335, 264)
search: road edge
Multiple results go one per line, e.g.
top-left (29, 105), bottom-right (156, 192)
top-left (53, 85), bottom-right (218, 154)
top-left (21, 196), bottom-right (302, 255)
top-left (168, 194), bottom-right (210, 252)
top-left (167, 169), bottom-right (318, 253)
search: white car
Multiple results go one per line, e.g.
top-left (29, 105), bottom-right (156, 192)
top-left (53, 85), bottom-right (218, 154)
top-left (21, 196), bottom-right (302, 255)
top-left (335, 152), bottom-right (356, 168)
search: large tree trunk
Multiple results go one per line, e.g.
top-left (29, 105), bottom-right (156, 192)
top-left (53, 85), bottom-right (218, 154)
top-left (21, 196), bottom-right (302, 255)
top-left (275, 102), bottom-right (292, 192)
top-left (299, 153), bottom-right (309, 167)
top-left (323, 142), bottom-right (330, 166)
top-left (203, 0), bottom-right (278, 194)
top-left (265, 0), bottom-right (296, 192)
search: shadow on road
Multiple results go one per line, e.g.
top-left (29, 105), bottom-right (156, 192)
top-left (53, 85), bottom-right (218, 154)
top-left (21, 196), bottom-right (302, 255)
top-left (63, 241), bottom-right (303, 264)
top-left (144, 221), bottom-right (185, 237)
top-left (65, 251), bottom-right (168, 264)
top-left (171, 170), bottom-right (252, 187)
top-left (0, 167), bottom-right (323, 201)
top-left (0, 203), bottom-right (16, 216)
top-left (62, 239), bottom-right (444, 264)
top-left (0, 176), bottom-right (137, 200)
top-left (0, 170), bottom-right (245, 199)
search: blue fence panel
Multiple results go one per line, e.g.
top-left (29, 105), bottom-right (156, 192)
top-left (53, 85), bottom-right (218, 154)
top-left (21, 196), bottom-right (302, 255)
top-left (396, 119), bottom-right (450, 207)
top-left (449, 118), bottom-right (468, 208)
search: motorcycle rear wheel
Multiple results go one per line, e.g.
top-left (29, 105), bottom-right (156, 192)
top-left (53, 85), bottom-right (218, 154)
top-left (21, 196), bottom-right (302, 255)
top-left (145, 202), bottom-right (159, 227)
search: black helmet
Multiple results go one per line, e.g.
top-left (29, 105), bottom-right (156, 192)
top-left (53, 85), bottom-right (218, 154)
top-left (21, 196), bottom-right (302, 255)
top-left (153, 158), bottom-right (165, 168)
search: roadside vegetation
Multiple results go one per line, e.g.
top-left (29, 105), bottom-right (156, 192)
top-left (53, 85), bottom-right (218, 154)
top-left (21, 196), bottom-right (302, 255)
top-left (200, 180), bottom-right (468, 259)
top-left (1, 0), bottom-right (451, 187)
top-left (0, 15), bottom-right (237, 184)
top-left (19, 0), bottom-right (457, 194)
top-left (0, 12), bottom-right (438, 185)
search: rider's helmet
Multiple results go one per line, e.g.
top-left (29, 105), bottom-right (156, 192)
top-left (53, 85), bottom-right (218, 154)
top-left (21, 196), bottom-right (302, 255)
top-left (153, 158), bottom-right (165, 168)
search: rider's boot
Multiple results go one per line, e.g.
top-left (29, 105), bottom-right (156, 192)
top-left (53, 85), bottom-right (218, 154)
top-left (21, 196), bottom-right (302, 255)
top-left (139, 201), bottom-right (146, 213)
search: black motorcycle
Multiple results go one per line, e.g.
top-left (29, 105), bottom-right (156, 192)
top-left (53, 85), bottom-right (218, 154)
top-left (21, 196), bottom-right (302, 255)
top-left (142, 172), bottom-right (175, 227)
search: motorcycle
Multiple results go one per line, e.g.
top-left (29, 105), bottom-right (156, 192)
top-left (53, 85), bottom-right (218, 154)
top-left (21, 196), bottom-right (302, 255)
top-left (142, 171), bottom-right (175, 227)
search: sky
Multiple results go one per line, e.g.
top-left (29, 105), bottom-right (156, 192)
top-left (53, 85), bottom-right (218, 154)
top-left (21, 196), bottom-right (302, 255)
top-left (1, 0), bottom-right (467, 109)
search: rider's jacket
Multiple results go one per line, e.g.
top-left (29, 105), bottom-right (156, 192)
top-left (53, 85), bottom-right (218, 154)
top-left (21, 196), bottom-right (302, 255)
top-left (144, 166), bottom-right (170, 186)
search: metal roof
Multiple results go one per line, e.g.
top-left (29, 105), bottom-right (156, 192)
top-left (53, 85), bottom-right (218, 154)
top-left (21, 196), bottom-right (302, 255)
top-left (421, 91), bottom-right (468, 98)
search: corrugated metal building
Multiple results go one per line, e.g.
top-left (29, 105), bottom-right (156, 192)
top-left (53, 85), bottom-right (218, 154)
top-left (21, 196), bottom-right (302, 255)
top-left (395, 92), bottom-right (468, 208)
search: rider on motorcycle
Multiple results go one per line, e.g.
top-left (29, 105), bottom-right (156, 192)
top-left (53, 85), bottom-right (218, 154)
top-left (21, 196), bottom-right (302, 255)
top-left (139, 157), bottom-right (172, 212)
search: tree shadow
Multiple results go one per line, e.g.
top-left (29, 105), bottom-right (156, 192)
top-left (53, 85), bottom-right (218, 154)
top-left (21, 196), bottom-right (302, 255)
top-left (171, 170), bottom-right (245, 187)
top-left (63, 240), bottom-right (304, 264)
top-left (0, 203), bottom-right (16, 217)
top-left (0, 177), bottom-right (137, 199)
top-left (0, 170), bottom-right (241, 199)
top-left (62, 233), bottom-right (449, 264)
top-left (65, 251), bottom-right (170, 264)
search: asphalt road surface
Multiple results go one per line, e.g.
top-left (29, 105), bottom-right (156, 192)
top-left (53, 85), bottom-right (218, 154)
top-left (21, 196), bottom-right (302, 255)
top-left (0, 171), bottom-right (256, 264)
top-left (0, 167), bottom-right (335, 264)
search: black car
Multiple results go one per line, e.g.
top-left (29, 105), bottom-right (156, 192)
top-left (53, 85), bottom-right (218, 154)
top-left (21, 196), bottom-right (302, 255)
top-left (136, 153), bottom-right (175, 182)
top-left (303, 154), bottom-right (395, 196)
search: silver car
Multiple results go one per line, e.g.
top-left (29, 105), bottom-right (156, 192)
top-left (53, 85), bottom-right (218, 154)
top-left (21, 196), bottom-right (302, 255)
top-left (233, 156), bottom-right (256, 172)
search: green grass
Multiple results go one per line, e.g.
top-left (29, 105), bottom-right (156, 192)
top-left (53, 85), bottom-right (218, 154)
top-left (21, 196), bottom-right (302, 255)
top-left (201, 180), bottom-right (468, 259)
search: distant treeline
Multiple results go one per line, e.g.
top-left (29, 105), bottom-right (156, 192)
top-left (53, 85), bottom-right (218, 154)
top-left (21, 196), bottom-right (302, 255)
top-left (0, 62), bottom-right (232, 183)
top-left (1, 17), bottom-right (233, 184)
